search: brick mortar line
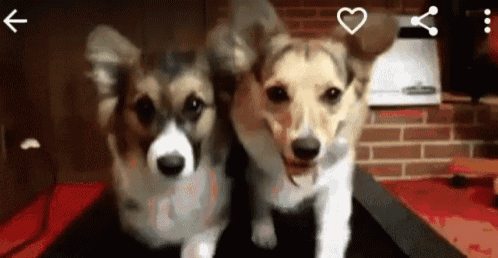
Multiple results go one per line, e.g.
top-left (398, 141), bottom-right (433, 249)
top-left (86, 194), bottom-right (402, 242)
top-left (368, 145), bottom-right (373, 161)
top-left (365, 123), bottom-right (483, 128)
top-left (375, 174), bottom-right (454, 182)
top-left (358, 140), bottom-right (485, 147)
top-left (412, 157), bottom-right (454, 162)
top-left (406, 174), bottom-right (454, 180)
top-left (373, 176), bottom-right (402, 181)
top-left (355, 158), bottom-right (452, 164)
top-left (363, 142), bottom-right (422, 150)
top-left (401, 162), bottom-right (406, 177)
top-left (363, 124), bottom-right (454, 129)
top-left (421, 143), bottom-right (425, 159)
top-left (470, 143), bottom-right (475, 158)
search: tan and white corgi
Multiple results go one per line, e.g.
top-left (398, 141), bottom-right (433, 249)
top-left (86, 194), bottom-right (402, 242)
top-left (209, 0), bottom-right (399, 257)
top-left (85, 25), bottom-right (234, 258)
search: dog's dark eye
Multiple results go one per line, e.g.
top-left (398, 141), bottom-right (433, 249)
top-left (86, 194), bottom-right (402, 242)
top-left (321, 87), bottom-right (342, 105)
top-left (135, 96), bottom-right (156, 125)
top-left (183, 94), bottom-right (205, 121)
top-left (266, 85), bottom-right (290, 104)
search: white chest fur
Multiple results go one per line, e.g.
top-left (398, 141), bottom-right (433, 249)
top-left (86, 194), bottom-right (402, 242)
top-left (250, 149), bottom-right (355, 211)
top-left (110, 137), bottom-right (229, 247)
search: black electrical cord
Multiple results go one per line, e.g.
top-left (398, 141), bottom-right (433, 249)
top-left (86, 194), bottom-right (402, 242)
top-left (2, 148), bottom-right (58, 258)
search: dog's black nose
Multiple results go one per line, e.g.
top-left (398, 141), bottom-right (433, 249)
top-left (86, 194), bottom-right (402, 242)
top-left (291, 137), bottom-right (320, 160)
top-left (157, 155), bottom-right (185, 176)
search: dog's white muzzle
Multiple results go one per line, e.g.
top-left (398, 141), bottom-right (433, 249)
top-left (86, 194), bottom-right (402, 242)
top-left (147, 122), bottom-right (195, 178)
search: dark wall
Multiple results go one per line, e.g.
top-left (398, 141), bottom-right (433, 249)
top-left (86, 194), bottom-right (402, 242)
top-left (0, 0), bottom-right (207, 221)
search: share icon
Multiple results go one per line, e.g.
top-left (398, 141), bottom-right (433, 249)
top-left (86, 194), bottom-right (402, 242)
top-left (411, 6), bottom-right (438, 36)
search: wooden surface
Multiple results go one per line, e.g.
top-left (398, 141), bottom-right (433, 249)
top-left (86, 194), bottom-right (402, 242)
top-left (450, 157), bottom-right (498, 175)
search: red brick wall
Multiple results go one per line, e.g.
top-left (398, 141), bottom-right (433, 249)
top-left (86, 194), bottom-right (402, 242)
top-left (209, 0), bottom-right (498, 181)
top-left (358, 99), bottom-right (498, 180)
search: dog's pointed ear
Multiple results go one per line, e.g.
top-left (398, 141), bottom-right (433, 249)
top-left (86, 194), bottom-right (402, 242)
top-left (231, 0), bottom-right (288, 42)
top-left (86, 25), bottom-right (141, 70)
top-left (233, 0), bottom-right (289, 66)
top-left (229, 0), bottom-right (289, 73)
top-left (206, 0), bottom-right (289, 105)
top-left (332, 13), bottom-right (398, 60)
top-left (207, 22), bottom-right (238, 74)
top-left (85, 25), bottom-right (141, 133)
top-left (332, 13), bottom-right (399, 97)
top-left (206, 23), bottom-right (239, 107)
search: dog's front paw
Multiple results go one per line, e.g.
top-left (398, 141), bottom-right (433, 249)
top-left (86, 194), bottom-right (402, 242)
top-left (251, 219), bottom-right (277, 249)
top-left (181, 241), bottom-right (216, 258)
top-left (181, 224), bottom-right (227, 258)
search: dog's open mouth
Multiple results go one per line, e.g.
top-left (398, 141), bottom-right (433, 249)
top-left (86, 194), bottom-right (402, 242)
top-left (282, 156), bottom-right (316, 176)
top-left (281, 155), bottom-right (319, 187)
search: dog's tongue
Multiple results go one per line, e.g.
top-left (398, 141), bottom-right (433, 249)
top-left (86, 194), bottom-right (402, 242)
top-left (287, 136), bottom-right (350, 188)
top-left (287, 166), bottom-right (319, 188)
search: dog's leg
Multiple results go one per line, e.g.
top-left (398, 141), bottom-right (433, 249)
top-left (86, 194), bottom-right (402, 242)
top-left (181, 222), bottom-right (228, 258)
top-left (314, 162), bottom-right (354, 258)
top-left (315, 190), bottom-right (352, 258)
top-left (250, 183), bottom-right (278, 249)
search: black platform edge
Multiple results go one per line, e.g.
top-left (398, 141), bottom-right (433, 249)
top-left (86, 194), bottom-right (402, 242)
top-left (353, 168), bottom-right (466, 258)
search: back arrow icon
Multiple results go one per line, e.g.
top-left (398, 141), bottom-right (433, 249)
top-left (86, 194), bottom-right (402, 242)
top-left (4, 9), bottom-right (27, 33)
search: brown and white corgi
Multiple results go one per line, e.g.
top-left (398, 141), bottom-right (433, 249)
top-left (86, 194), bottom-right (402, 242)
top-left (85, 25), bottom-right (234, 258)
top-left (209, 0), bottom-right (399, 257)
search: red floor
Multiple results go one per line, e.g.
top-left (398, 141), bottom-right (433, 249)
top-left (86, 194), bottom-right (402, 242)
top-left (0, 182), bottom-right (106, 258)
top-left (382, 177), bottom-right (498, 257)
top-left (3, 176), bottom-right (498, 257)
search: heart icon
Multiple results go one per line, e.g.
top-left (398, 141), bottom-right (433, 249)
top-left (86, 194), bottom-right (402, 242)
top-left (337, 7), bottom-right (368, 35)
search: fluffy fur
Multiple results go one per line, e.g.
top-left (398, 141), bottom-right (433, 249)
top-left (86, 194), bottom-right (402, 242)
top-left (209, 1), bottom-right (399, 257)
top-left (85, 25), bottom-right (233, 258)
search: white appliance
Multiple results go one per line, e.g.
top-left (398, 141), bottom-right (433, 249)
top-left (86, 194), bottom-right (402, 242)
top-left (367, 15), bottom-right (441, 106)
